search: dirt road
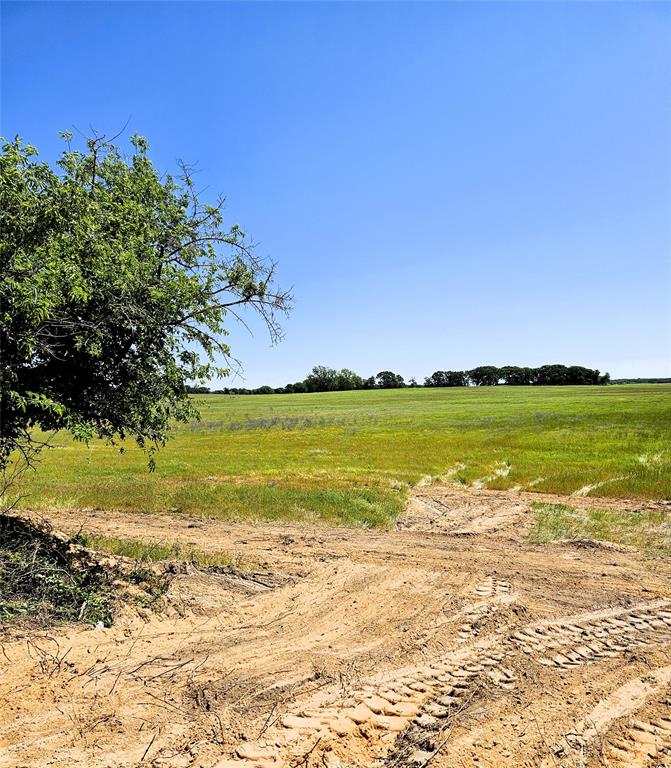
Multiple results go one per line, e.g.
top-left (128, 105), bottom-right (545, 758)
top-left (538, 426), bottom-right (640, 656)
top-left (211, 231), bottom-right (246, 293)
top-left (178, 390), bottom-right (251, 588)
top-left (2, 486), bottom-right (671, 768)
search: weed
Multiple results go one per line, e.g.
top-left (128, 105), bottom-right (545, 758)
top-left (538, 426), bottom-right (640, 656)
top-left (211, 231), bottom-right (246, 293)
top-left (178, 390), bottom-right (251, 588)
top-left (0, 515), bottom-right (116, 626)
top-left (0, 517), bottom-right (177, 628)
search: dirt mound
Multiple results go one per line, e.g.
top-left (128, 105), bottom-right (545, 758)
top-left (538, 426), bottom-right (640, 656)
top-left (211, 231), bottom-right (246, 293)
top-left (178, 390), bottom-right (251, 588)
top-left (1, 486), bottom-right (670, 767)
top-left (0, 514), bottom-right (171, 630)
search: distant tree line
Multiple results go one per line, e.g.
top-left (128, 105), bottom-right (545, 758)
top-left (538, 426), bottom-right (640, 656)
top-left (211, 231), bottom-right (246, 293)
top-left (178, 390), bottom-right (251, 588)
top-left (187, 363), bottom-right (611, 395)
top-left (610, 378), bottom-right (671, 385)
top-left (199, 366), bottom-right (412, 395)
top-left (425, 364), bottom-right (610, 387)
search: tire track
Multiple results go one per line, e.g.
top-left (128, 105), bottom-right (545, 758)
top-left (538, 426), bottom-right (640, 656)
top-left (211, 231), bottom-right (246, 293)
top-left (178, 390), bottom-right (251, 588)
top-left (214, 578), bottom-right (519, 767)
top-left (511, 600), bottom-right (671, 669)
top-left (605, 716), bottom-right (671, 767)
top-left (537, 666), bottom-right (671, 767)
top-left (383, 647), bottom-right (517, 767)
top-left (218, 601), bottom-right (671, 767)
top-left (458, 578), bottom-right (515, 642)
top-left (384, 601), bottom-right (671, 767)
top-left (474, 577), bottom-right (513, 599)
top-left (214, 646), bottom-right (519, 767)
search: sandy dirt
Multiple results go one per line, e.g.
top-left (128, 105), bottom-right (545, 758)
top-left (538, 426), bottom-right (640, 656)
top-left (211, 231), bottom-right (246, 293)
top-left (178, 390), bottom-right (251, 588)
top-left (1, 486), bottom-right (671, 768)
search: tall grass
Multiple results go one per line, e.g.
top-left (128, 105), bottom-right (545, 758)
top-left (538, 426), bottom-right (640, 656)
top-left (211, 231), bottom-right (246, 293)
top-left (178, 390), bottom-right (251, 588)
top-left (14, 384), bottom-right (671, 527)
top-left (528, 502), bottom-right (671, 557)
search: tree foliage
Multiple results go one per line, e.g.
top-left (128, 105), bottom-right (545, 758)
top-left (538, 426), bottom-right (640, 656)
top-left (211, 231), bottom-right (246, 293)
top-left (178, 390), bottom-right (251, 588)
top-left (303, 366), bottom-right (340, 393)
top-left (498, 366), bottom-right (533, 386)
top-left (301, 366), bottom-right (366, 393)
top-left (375, 371), bottom-right (405, 389)
top-left (424, 370), bottom-right (467, 388)
top-left (0, 132), bottom-right (291, 483)
top-left (466, 366), bottom-right (501, 387)
top-left (423, 364), bottom-right (609, 387)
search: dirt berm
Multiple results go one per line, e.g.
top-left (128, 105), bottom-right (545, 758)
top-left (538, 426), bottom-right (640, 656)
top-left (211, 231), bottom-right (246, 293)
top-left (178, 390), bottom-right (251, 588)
top-left (1, 486), bottom-right (670, 768)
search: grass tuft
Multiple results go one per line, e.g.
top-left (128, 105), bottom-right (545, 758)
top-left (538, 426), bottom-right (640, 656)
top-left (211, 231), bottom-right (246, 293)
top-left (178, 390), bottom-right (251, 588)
top-left (528, 502), bottom-right (671, 557)
top-left (72, 532), bottom-right (235, 568)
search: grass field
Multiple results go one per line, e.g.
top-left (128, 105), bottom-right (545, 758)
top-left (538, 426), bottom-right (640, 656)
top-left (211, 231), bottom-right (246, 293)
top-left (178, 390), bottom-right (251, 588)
top-left (13, 384), bottom-right (671, 527)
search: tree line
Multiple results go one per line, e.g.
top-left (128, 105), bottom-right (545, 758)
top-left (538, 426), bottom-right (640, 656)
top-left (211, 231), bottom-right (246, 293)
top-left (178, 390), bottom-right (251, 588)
top-left (425, 364), bottom-right (609, 387)
top-left (610, 378), bottom-right (671, 385)
top-left (190, 363), bottom-right (610, 395)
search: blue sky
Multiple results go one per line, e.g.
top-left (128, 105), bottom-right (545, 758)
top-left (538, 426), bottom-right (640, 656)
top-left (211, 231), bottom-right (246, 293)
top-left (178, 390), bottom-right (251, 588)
top-left (2, 1), bottom-right (670, 385)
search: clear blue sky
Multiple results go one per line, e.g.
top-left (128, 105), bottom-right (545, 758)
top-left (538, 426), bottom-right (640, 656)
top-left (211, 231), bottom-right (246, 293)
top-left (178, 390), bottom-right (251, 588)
top-left (2, 1), bottom-right (670, 386)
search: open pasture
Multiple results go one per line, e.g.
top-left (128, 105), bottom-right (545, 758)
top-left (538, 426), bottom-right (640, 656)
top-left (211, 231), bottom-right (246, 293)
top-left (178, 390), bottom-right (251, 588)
top-left (17, 384), bottom-right (671, 526)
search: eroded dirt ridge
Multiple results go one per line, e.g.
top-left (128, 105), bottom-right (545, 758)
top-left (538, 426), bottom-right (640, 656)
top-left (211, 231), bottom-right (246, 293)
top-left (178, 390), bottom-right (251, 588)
top-left (1, 485), bottom-right (670, 767)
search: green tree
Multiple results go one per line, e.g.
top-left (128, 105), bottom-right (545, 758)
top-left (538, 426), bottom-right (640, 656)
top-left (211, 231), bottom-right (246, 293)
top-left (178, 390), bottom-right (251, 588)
top-left (533, 364), bottom-right (569, 385)
top-left (304, 365), bottom-right (339, 392)
top-left (566, 365), bottom-right (601, 385)
top-left (335, 368), bottom-right (363, 391)
top-left (466, 366), bottom-right (500, 386)
top-left (499, 366), bottom-right (533, 385)
top-left (0, 132), bottom-right (291, 491)
top-left (375, 371), bottom-right (405, 389)
top-left (425, 370), bottom-right (467, 387)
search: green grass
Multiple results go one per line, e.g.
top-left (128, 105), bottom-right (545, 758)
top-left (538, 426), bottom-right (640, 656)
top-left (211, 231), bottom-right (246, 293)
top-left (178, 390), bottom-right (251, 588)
top-left (528, 502), bottom-right (671, 557)
top-left (73, 533), bottom-right (236, 567)
top-left (12, 384), bottom-right (671, 527)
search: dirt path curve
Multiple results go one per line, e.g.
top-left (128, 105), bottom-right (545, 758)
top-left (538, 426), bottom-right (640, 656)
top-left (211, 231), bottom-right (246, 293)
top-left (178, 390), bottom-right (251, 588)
top-left (1, 486), bottom-right (670, 768)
